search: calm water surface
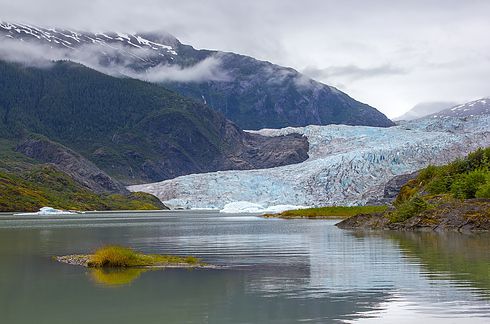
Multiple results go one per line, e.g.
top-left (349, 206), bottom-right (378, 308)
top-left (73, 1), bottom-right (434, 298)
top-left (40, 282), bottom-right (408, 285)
top-left (0, 211), bottom-right (489, 323)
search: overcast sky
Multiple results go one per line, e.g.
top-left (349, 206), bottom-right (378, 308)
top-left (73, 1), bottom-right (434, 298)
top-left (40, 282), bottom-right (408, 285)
top-left (2, 0), bottom-right (489, 117)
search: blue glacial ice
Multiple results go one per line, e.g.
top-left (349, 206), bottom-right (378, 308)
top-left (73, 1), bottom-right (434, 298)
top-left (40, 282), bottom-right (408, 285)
top-left (129, 115), bottom-right (490, 211)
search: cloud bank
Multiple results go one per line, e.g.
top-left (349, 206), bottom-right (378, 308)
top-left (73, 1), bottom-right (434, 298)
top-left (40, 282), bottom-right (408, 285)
top-left (1, 0), bottom-right (490, 116)
top-left (0, 38), bottom-right (229, 83)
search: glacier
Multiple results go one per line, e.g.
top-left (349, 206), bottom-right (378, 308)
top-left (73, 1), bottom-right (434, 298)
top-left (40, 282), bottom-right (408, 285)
top-left (129, 116), bottom-right (490, 210)
top-left (220, 201), bottom-right (308, 214)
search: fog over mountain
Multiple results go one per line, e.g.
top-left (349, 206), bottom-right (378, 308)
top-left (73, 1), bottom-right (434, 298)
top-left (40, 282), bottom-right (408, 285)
top-left (0, 22), bottom-right (394, 129)
top-left (394, 102), bottom-right (458, 121)
top-left (2, 0), bottom-right (490, 118)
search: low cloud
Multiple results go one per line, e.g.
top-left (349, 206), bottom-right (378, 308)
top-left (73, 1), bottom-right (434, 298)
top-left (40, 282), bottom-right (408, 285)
top-left (303, 64), bottom-right (407, 82)
top-left (137, 56), bottom-right (229, 83)
top-left (0, 38), bottom-right (229, 83)
top-left (0, 38), bottom-right (59, 68)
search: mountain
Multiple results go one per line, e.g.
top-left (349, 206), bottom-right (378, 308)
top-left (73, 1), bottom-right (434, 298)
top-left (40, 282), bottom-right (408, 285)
top-left (0, 21), bottom-right (394, 129)
top-left (428, 98), bottom-right (490, 118)
top-left (394, 102), bottom-right (457, 121)
top-left (129, 115), bottom-right (490, 209)
top-left (0, 164), bottom-right (167, 212)
top-left (0, 60), bottom-right (308, 185)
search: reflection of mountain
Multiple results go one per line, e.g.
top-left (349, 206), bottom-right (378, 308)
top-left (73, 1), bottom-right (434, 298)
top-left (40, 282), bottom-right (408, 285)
top-left (388, 231), bottom-right (490, 294)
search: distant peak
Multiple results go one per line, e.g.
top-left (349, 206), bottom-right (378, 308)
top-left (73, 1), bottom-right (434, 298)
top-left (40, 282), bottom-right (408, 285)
top-left (134, 31), bottom-right (180, 47)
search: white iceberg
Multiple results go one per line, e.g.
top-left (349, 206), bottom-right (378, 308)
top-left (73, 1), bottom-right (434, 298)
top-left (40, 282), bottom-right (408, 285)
top-left (219, 201), bottom-right (307, 214)
top-left (15, 207), bottom-right (76, 216)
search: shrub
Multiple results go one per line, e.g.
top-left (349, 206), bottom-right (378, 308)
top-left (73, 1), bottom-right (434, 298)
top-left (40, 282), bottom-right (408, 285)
top-left (88, 246), bottom-right (139, 268)
top-left (450, 170), bottom-right (487, 199)
top-left (476, 181), bottom-right (490, 198)
top-left (466, 147), bottom-right (490, 171)
top-left (390, 196), bottom-right (429, 223)
top-left (278, 205), bottom-right (387, 218)
top-left (418, 165), bottom-right (438, 182)
top-left (395, 180), bottom-right (419, 204)
top-left (426, 176), bottom-right (453, 195)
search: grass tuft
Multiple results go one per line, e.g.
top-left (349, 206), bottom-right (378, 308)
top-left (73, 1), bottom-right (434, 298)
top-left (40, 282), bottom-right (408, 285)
top-left (266, 205), bottom-right (387, 219)
top-left (87, 245), bottom-right (202, 268)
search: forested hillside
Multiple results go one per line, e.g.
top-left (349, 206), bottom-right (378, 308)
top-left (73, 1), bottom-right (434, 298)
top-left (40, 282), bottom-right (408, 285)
top-left (0, 60), bottom-right (308, 184)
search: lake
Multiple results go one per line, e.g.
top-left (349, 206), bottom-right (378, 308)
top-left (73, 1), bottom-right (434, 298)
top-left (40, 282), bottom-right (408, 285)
top-left (0, 211), bottom-right (489, 323)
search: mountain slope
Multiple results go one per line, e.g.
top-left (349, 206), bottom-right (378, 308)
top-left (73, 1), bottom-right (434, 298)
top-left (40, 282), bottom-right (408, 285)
top-left (428, 98), bottom-right (490, 118)
top-left (0, 60), bottom-right (308, 184)
top-left (0, 165), bottom-right (167, 212)
top-left (394, 102), bottom-right (457, 121)
top-left (0, 21), bottom-right (394, 129)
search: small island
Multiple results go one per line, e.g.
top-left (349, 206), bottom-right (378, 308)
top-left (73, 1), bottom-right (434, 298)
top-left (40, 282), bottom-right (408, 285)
top-left (56, 245), bottom-right (215, 269)
top-left (263, 205), bottom-right (387, 219)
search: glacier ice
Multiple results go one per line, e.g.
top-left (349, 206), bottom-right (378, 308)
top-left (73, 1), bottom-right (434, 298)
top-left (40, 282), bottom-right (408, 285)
top-left (129, 116), bottom-right (490, 210)
top-left (220, 201), bottom-right (307, 214)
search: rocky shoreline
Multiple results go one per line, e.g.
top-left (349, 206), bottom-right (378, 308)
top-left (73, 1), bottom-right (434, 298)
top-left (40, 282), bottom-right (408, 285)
top-left (336, 199), bottom-right (490, 232)
top-left (55, 255), bottom-right (220, 269)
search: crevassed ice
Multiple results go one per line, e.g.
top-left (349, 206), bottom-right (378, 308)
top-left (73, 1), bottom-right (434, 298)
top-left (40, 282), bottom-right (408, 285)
top-left (129, 115), bottom-right (490, 211)
top-left (220, 201), bottom-right (307, 214)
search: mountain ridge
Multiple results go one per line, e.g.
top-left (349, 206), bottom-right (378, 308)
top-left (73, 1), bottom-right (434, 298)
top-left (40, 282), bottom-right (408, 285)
top-left (394, 102), bottom-right (458, 121)
top-left (0, 21), bottom-right (394, 129)
top-left (0, 60), bottom-right (309, 185)
top-left (428, 98), bottom-right (490, 118)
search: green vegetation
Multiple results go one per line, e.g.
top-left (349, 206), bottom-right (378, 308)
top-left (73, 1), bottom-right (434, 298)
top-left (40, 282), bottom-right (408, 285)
top-left (268, 148), bottom-right (490, 228)
top-left (265, 205), bottom-right (387, 219)
top-left (0, 60), bottom-right (243, 184)
top-left (389, 196), bottom-right (430, 223)
top-left (87, 246), bottom-right (201, 268)
top-left (388, 147), bottom-right (490, 223)
top-left (397, 147), bottom-right (490, 203)
top-left (0, 165), bottom-right (165, 212)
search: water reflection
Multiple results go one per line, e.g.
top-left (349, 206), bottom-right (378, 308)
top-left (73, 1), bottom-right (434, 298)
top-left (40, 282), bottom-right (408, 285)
top-left (389, 231), bottom-right (490, 294)
top-left (0, 212), bottom-right (489, 323)
top-left (89, 268), bottom-right (148, 287)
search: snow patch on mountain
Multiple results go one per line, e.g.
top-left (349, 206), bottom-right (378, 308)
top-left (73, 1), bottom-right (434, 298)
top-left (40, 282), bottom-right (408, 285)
top-left (129, 115), bottom-right (490, 210)
top-left (429, 98), bottom-right (490, 118)
top-left (0, 22), bottom-right (179, 57)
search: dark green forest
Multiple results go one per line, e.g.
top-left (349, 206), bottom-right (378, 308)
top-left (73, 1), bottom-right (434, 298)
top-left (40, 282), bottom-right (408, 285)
top-left (0, 60), bottom-right (240, 184)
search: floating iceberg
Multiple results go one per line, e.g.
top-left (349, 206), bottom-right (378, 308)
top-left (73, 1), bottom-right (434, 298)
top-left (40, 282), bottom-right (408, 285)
top-left (129, 115), bottom-right (490, 210)
top-left (15, 207), bottom-right (76, 216)
top-left (220, 201), bottom-right (307, 214)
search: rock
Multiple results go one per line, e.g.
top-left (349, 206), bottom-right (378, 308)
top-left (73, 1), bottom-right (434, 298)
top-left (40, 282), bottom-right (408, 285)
top-left (336, 199), bottom-right (490, 232)
top-left (335, 213), bottom-right (389, 230)
top-left (16, 137), bottom-right (128, 194)
top-left (383, 171), bottom-right (420, 199)
top-left (55, 254), bottom-right (219, 269)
